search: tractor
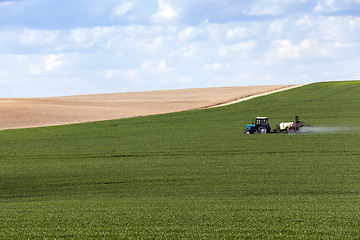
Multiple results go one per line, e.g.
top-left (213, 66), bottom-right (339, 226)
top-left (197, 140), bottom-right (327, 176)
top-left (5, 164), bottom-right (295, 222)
top-left (244, 116), bottom-right (310, 134)
top-left (244, 117), bottom-right (271, 134)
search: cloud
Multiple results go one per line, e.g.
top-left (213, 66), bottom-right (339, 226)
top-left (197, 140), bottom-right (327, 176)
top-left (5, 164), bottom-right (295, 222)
top-left (44, 54), bottom-right (64, 71)
top-left (226, 26), bottom-right (252, 41)
top-left (112, 1), bottom-right (135, 18)
top-left (142, 59), bottom-right (172, 73)
top-left (314, 0), bottom-right (335, 12)
top-left (178, 26), bottom-right (206, 42)
top-left (314, 0), bottom-right (360, 12)
top-left (0, 0), bottom-right (150, 29)
top-left (240, 0), bottom-right (310, 16)
top-left (218, 41), bottom-right (255, 58)
top-left (151, 0), bottom-right (253, 24)
top-left (151, 0), bottom-right (181, 23)
top-left (264, 15), bottom-right (360, 64)
top-left (0, 1), bottom-right (14, 6)
top-left (19, 29), bottom-right (60, 46)
top-left (1, 1), bottom-right (360, 97)
top-left (265, 39), bottom-right (311, 60)
top-left (26, 54), bottom-right (65, 75)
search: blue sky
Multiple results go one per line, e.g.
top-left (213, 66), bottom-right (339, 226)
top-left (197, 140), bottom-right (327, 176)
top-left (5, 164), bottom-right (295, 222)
top-left (1, 0), bottom-right (360, 97)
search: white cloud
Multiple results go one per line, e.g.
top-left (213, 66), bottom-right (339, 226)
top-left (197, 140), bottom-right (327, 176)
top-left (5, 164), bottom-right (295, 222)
top-left (69, 28), bottom-right (94, 44)
top-left (151, 0), bottom-right (181, 23)
top-left (44, 54), bottom-right (65, 71)
top-left (142, 59), bottom-right (172, 73)
top-left (314, 0), bottom-right (337, 12)
top-left (244, 3), bottom-right (283, 15)
top-left (204, 62), bottom-right (222, 72)
top-left (226, 27), bottom-right (251, 41)
top-left (265, 39), bottom-right (312, 60)
top-left (19, 29), bottom-right (60, 46)
top-left (178, 26), bottom-right (205, 42)
top-left (0, 1), bottom-right (14, 7)
top-left (319, 16), bottom-right (360, 43)
top-left (244, 0), bottom-right (308, 16)
top-left (296, 15), bottom-right (313, 29)
top-left (179, 44), bottom-right (197, 57)
top-left (314, 0), bottom-right (360, 12)
top-left (268, 19), bottom-right (287, 37)
top-left (218, 41), bottom-right (255, 58)
top-left (104, 69), bottom-right (117, 79)
top-left (103, 68), bottom-right (138, 80)
top-left (68, 26), bottom-right (117, 50)
top-left (135, 36), bottom-right (169, 53)
top-left (1, 2), bottom-right (360, 97)
top-left (27, 54), bottom-right (65, 75)
top-left (112, 1), bottom-right (135, 18)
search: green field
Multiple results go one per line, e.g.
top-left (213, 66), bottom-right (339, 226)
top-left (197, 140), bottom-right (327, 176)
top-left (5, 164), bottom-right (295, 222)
top-left (1, 81), bottom-right (360, 239)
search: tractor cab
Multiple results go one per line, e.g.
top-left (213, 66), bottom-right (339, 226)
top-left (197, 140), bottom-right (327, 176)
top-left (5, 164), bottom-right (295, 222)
top-left (255, 117), bottom-right (269, 125)
top-left (245, 117), bottom-right (271, 134)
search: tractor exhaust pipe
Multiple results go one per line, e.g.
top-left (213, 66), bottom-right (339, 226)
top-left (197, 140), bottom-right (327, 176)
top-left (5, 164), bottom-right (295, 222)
top-left (295, 116), bottom-right (299, 132)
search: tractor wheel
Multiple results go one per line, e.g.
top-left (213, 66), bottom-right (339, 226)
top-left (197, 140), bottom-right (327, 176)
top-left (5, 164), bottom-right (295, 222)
top-left (287, 127), bottom-right (296, 133)
top-left (257, 126), bottom-right (268, 134)
top-left (244, 130), bottom-right (251, 135)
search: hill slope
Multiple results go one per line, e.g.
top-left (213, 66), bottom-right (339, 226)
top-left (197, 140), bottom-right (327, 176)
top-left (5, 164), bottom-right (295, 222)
top-left (1, 81), bottom-right (359, 239)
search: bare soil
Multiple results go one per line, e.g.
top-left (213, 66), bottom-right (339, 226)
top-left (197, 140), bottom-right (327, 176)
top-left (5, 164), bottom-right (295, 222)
top-left (0, 85), bottom-right (298, 130)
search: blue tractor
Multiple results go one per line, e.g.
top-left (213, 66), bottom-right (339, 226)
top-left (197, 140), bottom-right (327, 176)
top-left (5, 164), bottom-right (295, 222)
top-left (244, 117), bottom-right (271, 134)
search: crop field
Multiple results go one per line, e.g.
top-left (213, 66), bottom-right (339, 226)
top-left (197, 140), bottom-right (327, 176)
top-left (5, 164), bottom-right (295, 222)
top-left (1, 81), bottom-right (360, 239)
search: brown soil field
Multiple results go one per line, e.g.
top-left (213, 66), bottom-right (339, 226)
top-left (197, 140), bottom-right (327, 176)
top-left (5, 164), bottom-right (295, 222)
top-left (0, 85), bottom-right (302, 130)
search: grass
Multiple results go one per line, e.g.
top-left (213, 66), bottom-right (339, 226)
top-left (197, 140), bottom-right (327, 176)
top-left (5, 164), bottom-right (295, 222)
top-left (1, 80), bottom-right (360, 239)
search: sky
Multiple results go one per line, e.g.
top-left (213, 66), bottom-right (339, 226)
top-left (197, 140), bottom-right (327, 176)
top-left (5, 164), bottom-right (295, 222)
top-left (1, 0), bottom-right (360, 97)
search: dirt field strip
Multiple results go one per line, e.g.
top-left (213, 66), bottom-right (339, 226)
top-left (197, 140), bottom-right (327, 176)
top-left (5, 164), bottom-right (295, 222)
top-left (0, 84), bottom-right (304, 130)
top-left (208, 84), bottom-right (307, 108)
